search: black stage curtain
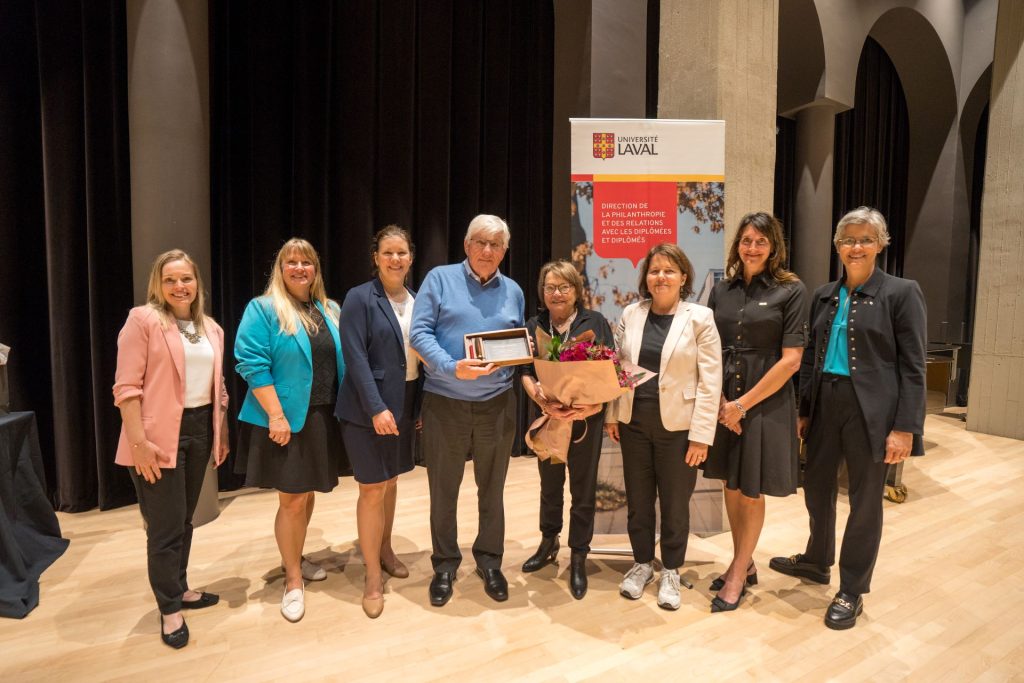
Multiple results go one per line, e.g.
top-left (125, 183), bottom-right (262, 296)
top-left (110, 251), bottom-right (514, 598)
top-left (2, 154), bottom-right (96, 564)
top-left (832, 37), bottom-right (910, 280)
top-left (210, 1), bottom-right (554, 486)
top-left (0, 1), bottom-right (135, 510)
top-left (773, 115), bottom-right (797, 259)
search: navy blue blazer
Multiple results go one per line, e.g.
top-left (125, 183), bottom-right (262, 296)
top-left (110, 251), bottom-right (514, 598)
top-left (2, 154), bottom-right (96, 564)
top-left (335, 278), bottom-right (422, 427)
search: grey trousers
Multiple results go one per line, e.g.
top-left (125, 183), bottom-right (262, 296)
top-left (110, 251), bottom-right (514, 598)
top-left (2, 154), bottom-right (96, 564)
top-left (422, 389), bottom-right (516, 572)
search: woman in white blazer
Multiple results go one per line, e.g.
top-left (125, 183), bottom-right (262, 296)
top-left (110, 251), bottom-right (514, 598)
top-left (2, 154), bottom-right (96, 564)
top-left (605, 243), bottom-right (722, 611)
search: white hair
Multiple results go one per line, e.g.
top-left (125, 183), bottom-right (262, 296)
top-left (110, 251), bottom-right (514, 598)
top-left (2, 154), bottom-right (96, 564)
top-left (834, 206), bottom-right (891, 248)
top-left (464, 214), bottom-right (510, 247)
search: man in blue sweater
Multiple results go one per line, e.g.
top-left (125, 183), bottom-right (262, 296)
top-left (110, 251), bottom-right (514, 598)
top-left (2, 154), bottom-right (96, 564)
top-left (410, 214), bottom-right (525, 607)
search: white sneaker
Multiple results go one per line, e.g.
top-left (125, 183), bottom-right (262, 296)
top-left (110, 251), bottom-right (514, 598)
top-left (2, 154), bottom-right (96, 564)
top-left (282, 557), bottom-right (327, 582)
top-left (619, 562), bottom-right (654, 599)
top-left (281, 584), bottom-right (305, 622)
top-left (657, 569), bottom-right (681, 610)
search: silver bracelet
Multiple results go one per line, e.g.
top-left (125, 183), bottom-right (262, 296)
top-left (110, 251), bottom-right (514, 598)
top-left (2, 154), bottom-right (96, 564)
top-left (733, 400), bottom-right (747, 419)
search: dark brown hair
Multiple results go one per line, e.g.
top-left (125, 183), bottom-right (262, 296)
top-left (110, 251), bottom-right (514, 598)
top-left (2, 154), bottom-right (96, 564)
top-left (637, 243), bottom-right (696, 301)
top-left (725, 212), bottom-right (799, 283)
top-left (371, 225), bottom-right (415, 274)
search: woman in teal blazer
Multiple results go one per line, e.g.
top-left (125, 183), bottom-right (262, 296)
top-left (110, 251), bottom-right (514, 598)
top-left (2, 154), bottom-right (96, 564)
top-left (235, 237), bottom-right (347, 624)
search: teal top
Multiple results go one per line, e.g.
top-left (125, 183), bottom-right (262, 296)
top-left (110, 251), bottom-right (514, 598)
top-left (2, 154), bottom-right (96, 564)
top-left (823, 285), bottom-right (858, 376)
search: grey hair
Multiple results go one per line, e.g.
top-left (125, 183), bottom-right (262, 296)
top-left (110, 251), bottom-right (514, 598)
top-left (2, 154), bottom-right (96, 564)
top-left (833, 206), bottom-right (891, 248)
top-left (465, 214), bottom-right (511, 248)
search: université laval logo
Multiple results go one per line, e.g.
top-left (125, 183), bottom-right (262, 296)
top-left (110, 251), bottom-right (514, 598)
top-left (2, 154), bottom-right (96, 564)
top-left (593, 133), bottom-right (615, 160)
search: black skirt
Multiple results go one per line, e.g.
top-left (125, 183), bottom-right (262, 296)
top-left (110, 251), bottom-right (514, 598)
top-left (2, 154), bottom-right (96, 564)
top-left (235, 405), bottom-right (351, 494)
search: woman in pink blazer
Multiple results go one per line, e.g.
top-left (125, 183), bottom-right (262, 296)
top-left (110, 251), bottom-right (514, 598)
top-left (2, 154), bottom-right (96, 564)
top-left (113, 250), bottom-right (229, 649)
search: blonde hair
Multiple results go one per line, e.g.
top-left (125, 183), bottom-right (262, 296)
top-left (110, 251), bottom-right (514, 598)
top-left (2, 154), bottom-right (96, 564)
top-left (145, 249), bottom-right (208, 333)
top-left (264, 238), bottom-right (338, 335)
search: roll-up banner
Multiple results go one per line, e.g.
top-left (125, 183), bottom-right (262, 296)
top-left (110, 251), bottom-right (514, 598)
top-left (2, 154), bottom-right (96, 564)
top-left (570, 118), bottom-right (725, 543)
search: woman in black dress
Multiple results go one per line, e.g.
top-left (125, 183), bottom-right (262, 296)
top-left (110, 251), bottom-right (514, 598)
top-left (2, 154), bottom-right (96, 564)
top-left (703, 212), bottom-right (808, 612)
top-left (520, 260), bottom-right (612, 599)
top-left (235, 238), bottom-right (347, 623)
top-left (336, 226), bottom-right (421, 618)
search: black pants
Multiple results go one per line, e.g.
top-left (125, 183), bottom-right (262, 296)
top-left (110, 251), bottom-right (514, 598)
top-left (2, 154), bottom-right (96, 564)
top-left (422, 389), bottom-right (516, 572)
top-left (803, 376), bottom-right (888, 595)
top-left (619, 399), bottom-right (698, 569)
top-left (537, 409), bottom-right (605, 554)
top-left (128, 405), bottom-right (212, 614)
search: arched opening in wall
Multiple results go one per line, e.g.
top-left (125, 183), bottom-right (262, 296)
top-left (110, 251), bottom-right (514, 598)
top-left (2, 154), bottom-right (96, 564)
top-left (831, 36), bottom-right (909, 280)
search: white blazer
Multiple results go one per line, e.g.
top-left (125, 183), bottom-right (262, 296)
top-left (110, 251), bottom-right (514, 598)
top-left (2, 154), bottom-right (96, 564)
top-left (607, 300), bottom-right (723, 445)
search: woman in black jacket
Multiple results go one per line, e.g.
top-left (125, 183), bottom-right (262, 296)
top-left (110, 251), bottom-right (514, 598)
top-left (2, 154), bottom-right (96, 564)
top-left (769, 207), bottom-right (927, 630)
top-left (520, 260), bottom-right (613, 599)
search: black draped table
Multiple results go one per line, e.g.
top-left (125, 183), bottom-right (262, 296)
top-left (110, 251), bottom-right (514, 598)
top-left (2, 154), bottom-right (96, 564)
top-left (0, 412), bottom-right (69, 618)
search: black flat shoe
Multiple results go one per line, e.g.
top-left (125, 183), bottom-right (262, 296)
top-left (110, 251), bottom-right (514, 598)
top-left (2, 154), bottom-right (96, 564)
top-left (569, 552), bottom-right (588, 600)
top-left (769, 553), bottom-right (831, 584)
top-left (824, 591), bottom-right (863, 630)
top-left (522, 535), bottom-right (560, 573)
top-left (476, 567), bottom-right (509, 602)
top-left (429, 571), bottom-right (456, 607)
top-left (710, 586), bottom-right (748, 613)
top-left (709, 562), bottom-right (757, 591)
top-left (159, 614), bottom-right (189, 649)
top-left (181, 592), bottom-right (220, 610)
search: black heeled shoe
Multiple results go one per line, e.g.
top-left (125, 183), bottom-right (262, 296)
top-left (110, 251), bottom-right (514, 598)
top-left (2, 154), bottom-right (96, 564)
top-left (710, 586), bottom-right (748, 613)
top-left (159, 613), bottom-right (189, 649)
top-left (522, 535), bottom-right (560, 573)
top-left (568, 552), bottom-right (588, 600)
top-left (709, 562), bottom-right (758, 591)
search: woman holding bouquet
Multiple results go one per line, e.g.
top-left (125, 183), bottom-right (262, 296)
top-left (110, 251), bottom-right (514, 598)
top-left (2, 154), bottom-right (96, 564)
top-left (702, 212), bottom-right (808, 613)
top-left (521, 260), bottom-right (613, 599)
top-left (604, 243), bottom-right (722, 611)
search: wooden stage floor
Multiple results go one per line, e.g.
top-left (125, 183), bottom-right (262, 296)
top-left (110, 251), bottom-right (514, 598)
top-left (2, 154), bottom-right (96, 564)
top-left (3, 412), bottom-right (1024, 682)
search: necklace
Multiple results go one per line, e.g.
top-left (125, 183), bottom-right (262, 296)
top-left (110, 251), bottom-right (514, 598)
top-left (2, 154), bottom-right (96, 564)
top-left (176, 319), bottom-right (202, 344)
top-left (548, 309), bottom-right (578, 337)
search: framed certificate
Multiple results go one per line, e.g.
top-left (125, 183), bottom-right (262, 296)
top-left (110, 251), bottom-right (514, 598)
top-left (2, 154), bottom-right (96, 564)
top-left (463, 327), bottom-right (532, 366)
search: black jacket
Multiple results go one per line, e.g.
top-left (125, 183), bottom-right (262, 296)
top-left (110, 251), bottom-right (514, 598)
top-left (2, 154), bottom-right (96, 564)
top-left (799, 268), bottom-right (927, 461)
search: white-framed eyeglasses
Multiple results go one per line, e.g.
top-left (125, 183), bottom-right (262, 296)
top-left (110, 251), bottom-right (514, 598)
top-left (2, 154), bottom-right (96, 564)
top-left (542, 284), bottom-right (573, 295)
top-left (470, 238), bottom-right (505, 252)
top-left (837, 237), bottom-right (877, 248)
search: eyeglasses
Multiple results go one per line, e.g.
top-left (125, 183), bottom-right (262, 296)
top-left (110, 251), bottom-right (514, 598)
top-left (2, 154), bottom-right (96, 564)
top-left (542, 284), bottom-right (573, 295)
top-left (837, 237), bottom-right (877, 248)
top-left (469, 238), bottom-right (505, 252)
top-left (739, 238), bottom-right (770, 249)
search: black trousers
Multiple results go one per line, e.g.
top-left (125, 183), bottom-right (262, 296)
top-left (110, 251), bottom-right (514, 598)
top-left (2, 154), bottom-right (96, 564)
top-left (128, 406), bottom-right (212, 614)
top-left (619, 399), bottom-right (698, 569)
top-left (803, 376), bottom-right (888, 595)
top-left (422, 389), bottom-right (516, 572)
top-left (537, 408), bottom-right (605, 554)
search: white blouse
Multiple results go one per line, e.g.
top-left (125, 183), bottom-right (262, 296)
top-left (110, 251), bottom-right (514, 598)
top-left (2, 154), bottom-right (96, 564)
top-left (387, 294), bottom-right (419, 382)
top-left (177, 320), bottom-right (215, 408)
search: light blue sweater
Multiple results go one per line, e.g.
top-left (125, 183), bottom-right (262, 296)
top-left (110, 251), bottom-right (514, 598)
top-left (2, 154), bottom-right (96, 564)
top-left (410, 261), bottom-right (524, 401)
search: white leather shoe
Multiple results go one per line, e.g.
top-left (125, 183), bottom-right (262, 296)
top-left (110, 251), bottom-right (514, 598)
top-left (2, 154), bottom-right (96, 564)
top-left (281, 585), bottom-right (305, 622)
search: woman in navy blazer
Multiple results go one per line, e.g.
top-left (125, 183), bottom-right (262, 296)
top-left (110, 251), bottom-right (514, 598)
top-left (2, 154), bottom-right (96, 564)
top-left (336, 225), bottom-right (422, 618)
top-left (235, 238), bottom-right (347, 623)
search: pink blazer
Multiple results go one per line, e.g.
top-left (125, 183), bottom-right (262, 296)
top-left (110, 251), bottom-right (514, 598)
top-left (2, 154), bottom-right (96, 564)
top-left (113, 306), bottom-right (229, 468)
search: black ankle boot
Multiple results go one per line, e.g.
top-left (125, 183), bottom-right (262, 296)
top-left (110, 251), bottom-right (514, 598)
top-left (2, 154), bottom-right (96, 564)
top-left (521, 535), bottom-right (560, 572)
top-left (569, 552), bottom-right (588, 599)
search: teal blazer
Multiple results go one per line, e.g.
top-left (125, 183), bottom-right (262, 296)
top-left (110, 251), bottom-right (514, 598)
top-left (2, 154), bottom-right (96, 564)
top-left (235, 296), bottom-right (344, 431)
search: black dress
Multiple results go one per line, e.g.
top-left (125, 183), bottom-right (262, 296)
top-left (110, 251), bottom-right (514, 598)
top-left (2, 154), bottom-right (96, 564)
top-left (236, 304), bottom-right (350, 493)
top-left (702, 272), bottom-right (808, 498)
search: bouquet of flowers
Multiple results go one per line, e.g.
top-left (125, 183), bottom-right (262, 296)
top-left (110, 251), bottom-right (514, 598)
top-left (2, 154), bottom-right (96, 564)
top-left (526, 328), bottom-right (653, 463)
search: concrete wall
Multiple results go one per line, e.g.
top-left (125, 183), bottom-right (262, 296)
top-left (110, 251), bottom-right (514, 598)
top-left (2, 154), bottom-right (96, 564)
top-left (967, 0), bottom-right (1024, 439)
